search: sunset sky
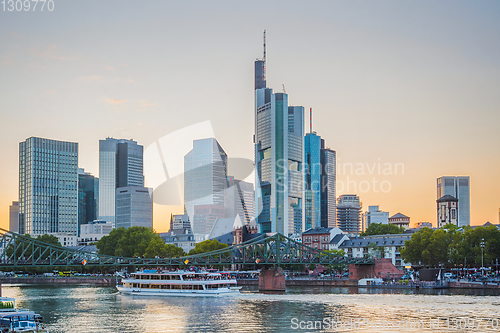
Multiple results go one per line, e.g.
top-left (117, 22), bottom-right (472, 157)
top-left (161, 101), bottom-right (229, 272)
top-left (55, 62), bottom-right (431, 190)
top-left (1, 1), bottom-right (499, 232)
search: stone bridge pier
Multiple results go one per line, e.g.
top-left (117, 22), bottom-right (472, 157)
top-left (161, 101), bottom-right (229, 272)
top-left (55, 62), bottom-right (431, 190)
top-left (259, 267), bottom-right (285, 293)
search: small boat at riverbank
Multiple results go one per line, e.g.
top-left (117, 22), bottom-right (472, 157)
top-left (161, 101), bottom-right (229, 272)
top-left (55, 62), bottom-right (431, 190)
top-left (0, 297), bottom-right (48, 332)
top-left (117, 270), bottom-right (241, 297)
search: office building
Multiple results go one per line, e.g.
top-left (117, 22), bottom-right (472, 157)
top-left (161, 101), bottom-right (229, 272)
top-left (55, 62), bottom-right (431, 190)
top-left (79, 220), bottom-right (113, 245)
top-left (9, 201), bottom-right (19, 234)
top-left (336, 194), bottom-right (361, 235)
top-left (78, 168), bottom-right (99, 236)
top-left (115, 186), bottom-right (153, 229)
top-left (170, 214), bottom-right (192, 231)
top-left (320, 143), bottom-right (336, 229)
top-left (254, 51), bottom-right (304, 235)
top-left (184, 138), bottom-right (227, 223)
top-left (362, 205), bottom-right (389, 231)
top-left (193, 204), bottom-right (224, 235)
top-left (99, 138), bottom-right (144, 226)
top-left (224, 176), bottom-right (255, 225)
top-left (19, 137), bottom-right (78, 236)
top-left (304, 132), bottom-right (322, 230)
top-left (437, 176), bottom-right (470, 227)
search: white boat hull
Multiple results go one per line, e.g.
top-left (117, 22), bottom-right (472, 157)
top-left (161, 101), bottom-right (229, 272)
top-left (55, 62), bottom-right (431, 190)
top-left (116, 286), bottom-right (240, 297)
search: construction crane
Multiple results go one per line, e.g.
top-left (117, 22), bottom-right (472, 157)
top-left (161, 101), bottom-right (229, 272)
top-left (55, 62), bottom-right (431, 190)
top-left (282, 84), bottom-right (286, 94)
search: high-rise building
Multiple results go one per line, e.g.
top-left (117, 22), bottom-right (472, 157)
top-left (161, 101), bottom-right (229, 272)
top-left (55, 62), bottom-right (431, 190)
top-left (224, 176), bottom-right (255, 225)
top-left (19, 137), bottom-right (78, 236)
top-left (362, 205), bottom-right (389, 231)
top-left (336, 194), bottom-right (361, 235)
top-left (193, 204), bottom-right (224, 235)
top-left (437, 176), bottom-right (470, 227)
top-left (78, 168), bottom-right (99, 236)
top-left (320, 143), bottom-right (336, 229)
top-left (115, 186), bottom-right (153, 229)
top-left (9, 201), bottom-right (19, 234)
top-left (184, 138), bottom-right (227, 223)
top-left (254, 65), bottom-right (304, 234)
top-left (99, 138), bottom-right (144, 226)
top-left (304, 132), bottom-right (322, 230)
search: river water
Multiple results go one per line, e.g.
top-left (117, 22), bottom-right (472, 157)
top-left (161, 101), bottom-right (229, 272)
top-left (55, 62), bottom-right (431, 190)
top-left (3, 284), bottom-right (500, 332)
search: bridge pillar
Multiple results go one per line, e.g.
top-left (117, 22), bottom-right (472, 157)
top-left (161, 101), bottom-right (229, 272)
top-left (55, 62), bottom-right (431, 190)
top-left (259, 267), bottom-right (285, 294)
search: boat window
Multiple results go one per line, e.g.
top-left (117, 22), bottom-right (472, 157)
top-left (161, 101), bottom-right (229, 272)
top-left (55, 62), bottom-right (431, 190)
top-left (152, 275), bottom-right (159, 280)
top-left (133, 283), bottom-right (138, 288)
top-left (140, 284), bottom-right (149, 288)
top-left (161, 275), bottom-right (167, 280)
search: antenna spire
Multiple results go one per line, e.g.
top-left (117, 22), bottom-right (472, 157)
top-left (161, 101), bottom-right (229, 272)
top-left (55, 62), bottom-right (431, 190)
top-left (310, 108), bottom-right (313, 133)
top-left (262, 30), bottom-right (266, 82)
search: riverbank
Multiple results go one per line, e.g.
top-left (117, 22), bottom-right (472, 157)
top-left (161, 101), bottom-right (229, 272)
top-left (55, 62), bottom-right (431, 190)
top-left (0, 276), bottom-right (120, 285)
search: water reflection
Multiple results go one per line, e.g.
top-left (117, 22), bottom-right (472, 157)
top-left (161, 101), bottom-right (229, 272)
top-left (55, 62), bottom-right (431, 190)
top-left (1, 284), bottom-right (500, 332)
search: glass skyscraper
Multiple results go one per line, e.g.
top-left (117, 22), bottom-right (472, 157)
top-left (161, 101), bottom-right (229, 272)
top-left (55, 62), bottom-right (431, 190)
top-left (320, 142), bottom-right (336, 228)
top-left (78, 168), bottom-right (99, 236)
top-left (304, 133), bottom-right (337, 230)
top-left (99, 138), bottom-right (144, 227)
top-left (184, 138), bottom-right (227, 230)
top-left (304, 132), bottom-right (322, 230)
top-left (437, 176), bottom-right (470, 227)
top-left (19, 137), bottom-right (78, 236)
top-left (254, 68), bottom-right (304, 235)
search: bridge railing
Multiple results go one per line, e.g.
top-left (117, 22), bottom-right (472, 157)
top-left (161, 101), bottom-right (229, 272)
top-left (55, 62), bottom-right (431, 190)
top-left (0, 229), bottom-right (373, 268)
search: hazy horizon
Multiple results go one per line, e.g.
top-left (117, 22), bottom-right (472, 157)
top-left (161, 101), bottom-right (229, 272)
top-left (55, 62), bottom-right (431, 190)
top-left (1, 1), bottom-right (499, 233)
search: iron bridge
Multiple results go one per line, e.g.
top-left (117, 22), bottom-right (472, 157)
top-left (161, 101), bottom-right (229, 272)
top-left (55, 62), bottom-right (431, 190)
top-left (0, 229), bottom-right (373, 268)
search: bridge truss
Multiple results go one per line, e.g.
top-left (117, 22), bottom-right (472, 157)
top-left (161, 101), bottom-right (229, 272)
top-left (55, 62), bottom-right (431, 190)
top-left (0, 229), bottom-right (373, 268)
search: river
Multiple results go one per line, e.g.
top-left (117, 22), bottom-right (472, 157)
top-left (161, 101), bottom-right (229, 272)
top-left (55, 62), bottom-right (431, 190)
top-left (3, 284), bottom-right (500, 332)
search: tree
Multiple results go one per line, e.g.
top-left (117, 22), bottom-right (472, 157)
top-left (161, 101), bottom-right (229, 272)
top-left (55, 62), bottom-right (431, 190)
top-left (188, 239), bottom-right (228, 256)
top-left (115, 227), bottom-right (157, 257)
top-left (96, 228), bottom-right (126, 256)
top-left (325, 249), bottom-right (348, 272)
top-left (361, 223), bottom-right (405, 236)
top-left (144, 237), bottom-right (185, 258)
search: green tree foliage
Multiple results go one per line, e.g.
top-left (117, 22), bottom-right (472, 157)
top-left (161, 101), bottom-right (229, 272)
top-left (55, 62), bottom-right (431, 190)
top-left (97, 226), bottom-right (185, 258)
top-left (325, 249), bottom-right (348, 272)
top-left (144, 237), bottom-right (185, 258)
top-left (96, 228), bottom-right (126, 256)
top-left (360, 223), bottom-right (405, 236)
top-left (188, 239), bottom-right (228, 256)
top-left (401, 224), bottom-right (500, 267)
top-left (6, 234), bottom-right (62, 260)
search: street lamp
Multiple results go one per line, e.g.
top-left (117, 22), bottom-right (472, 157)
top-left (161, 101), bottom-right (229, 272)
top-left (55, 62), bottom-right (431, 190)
top-left (480, 238), bottom-right (485, 275)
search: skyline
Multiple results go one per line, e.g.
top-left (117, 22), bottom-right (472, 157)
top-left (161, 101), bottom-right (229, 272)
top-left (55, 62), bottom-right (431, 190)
top-left (1, 1), bottom-right (500, 232)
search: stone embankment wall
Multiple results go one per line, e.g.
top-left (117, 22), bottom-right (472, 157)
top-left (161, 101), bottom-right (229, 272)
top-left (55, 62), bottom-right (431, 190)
top-left (0, 277), bottom-right (120, 285)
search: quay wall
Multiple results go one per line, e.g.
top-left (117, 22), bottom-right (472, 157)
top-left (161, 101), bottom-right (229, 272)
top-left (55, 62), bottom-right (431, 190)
top-left (238, 279), bottom-right (357, 287)
top-left (0, 277), bottom-right (120, 285)
top-left (449, 281), bottom-right (500, 289)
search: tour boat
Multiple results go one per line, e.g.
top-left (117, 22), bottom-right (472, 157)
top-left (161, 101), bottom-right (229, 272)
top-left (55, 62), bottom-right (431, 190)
top-left (117, 270), bottom-right (242, 297)
top-left (0, 297), bottom-right (48, 332)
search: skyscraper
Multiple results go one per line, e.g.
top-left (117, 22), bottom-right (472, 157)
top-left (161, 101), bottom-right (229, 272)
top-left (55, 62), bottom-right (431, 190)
top-left (115, 186), bottom-right (153, 229)
top-left (437, 176), bottom-right (470, 227)
top-left (19, 137), bottom-right (78, 236)
top-left (254, 89), bottom-right (304, 234)
top-left (336, 194), bottom-right (361, 235)
top-left (9, 201), bottom-right (19, 234)
top-left (320, 142), bottom-right (336, 228)
top-left (78, 168), bottom-right (99, 236)
top-left (224, 176), bottom-right (255, 225)
top-left (304, 132), bottom-right (322, 230)
top-left (99, 138), bottom-right (144, 226)
top-left (184, 138), bottom-right (228, 226)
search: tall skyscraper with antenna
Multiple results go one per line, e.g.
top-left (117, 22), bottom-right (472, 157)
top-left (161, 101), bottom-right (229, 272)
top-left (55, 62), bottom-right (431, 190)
top-left (254, 31), bottom-right (304, 235)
